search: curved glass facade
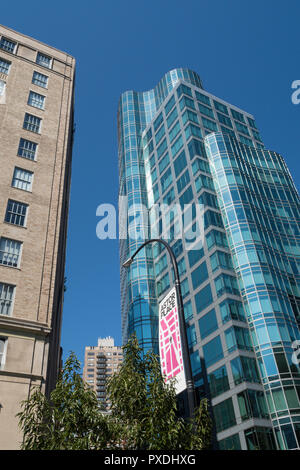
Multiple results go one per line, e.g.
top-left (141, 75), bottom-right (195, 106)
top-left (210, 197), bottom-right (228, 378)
top-left (205, 132), bottom-right (300, 449)
top-left (118, 69), bottom-right (203, 352)
top-left (118, 69), bottom-right (300, 449)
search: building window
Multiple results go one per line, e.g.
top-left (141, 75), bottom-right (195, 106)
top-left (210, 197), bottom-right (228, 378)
top-left (0, 283), bottom-right (15, 316)
top-left (32, 71), bottom-right (48, 88)
top-left (244, 426), bottom-right (276, 450)
top-left (5, 200), bottom-right (28, 227)
top-left (0, 337), bottom-right (7, 369)
top-left (23, 113), bottom-right (41, 133)
top-left (0, 238), bottom-right (22, 268)
top-left (195, 90), bottom-right (211, 106)
top-left (28, 91), bottom-right (45, 110)
top-left (208, 364), bottom-right (230, 398)
top-left (191, 261), bottom-right (208, 290)
top-left (12, 167), bottom-right (33, 192)
top-left (187, 324), bottom-right (197, 348)
top-left (218, 433), bottom-right (241, 450)
top-left (195, 283), bottom-right (213, 314)
top-left (0, 58), bottom-right (10, 75)
top-left (203, 335), bottom-right (224, 367)
top-left (231, 109), bottom-right (245, 123)
top-left (231, 355), bottom-right (260, 385)
top-left (225, 326), bottom-right (253, 353)
top-left (36, 52), bottom-right (52, 69)
top-left (18, 138), bottom-right (37, 161)
top-left (0, 80), bottom-right (5, 97)
top-left (213, 397), bottom-right (236, 433)
top-left (237, 389), bottom-right (269, 421)
top-left (219, 299), bottom-right (246, 323)
top-left (0, 37), bottom-right (16, 54)
top-left (199, 309), bottom-right (218, 339)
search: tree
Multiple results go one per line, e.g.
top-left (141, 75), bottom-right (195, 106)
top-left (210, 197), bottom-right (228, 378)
top-left (106, 335), bottom-right (212, 450)
top-left (17, 352), bottom-right (111, 450)
top-left (18, 337), bottom-right (212, 450)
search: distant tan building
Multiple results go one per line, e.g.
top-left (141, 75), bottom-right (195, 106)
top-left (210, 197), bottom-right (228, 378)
top-left (0, 25), bottom-right (75, 449)
top-left (83, 337), bottom-right (123, 410)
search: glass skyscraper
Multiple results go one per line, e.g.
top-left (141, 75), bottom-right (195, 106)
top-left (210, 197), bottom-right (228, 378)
top-left (117, 68), bottom-right (300, 450)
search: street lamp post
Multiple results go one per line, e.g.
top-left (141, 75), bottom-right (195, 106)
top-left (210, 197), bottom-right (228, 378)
top-left (122, 238), bottom-right (196, 420)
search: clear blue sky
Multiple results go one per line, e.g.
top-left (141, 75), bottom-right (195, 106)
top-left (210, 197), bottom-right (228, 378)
top-left (1, 0), bottom-right (299, 369)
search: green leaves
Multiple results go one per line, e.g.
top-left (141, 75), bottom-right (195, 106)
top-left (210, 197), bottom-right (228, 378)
top-left (17, 352), bottom-right (111, 450)
top-left (17, 338), bottom-right (212, 450)
top-left (106, 335), bottom-right (212, 450)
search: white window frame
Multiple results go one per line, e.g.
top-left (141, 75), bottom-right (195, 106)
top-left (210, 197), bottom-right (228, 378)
top-left (0, 57), bottom-right (11, 75)
top-left (0, 80), bottom-right (5, 97)
top-left (12, 167), bottom-right (34, 192)
top-left (36, 52), bottom-right (52, 69)
top-left (32, 71), bottom-right (48, 89)
top-left (23, 113), bottom-right (42, 134)
top-left (28, 90), bottom-right (45, 110)
top-left (0, 283), bottom-right (15, 317)
top-left (0, 237), bottom-right (22, 268)
top-left (18, 138), bottom-right (38, 161)
top-left (0, 37), bottom-right (16, 54)
top-left (0, 337), bottom-right (8, 370)
top-left (5, 200), bottom-right (29, 227)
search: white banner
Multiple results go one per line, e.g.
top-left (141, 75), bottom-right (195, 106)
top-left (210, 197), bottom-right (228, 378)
top-left (159, 287), bottom-right (186, 395)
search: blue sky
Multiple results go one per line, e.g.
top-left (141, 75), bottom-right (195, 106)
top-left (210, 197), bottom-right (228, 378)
top-left (1, 0), bottom-right (299, 368)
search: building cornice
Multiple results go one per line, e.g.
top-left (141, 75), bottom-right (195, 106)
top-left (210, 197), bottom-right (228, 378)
top-left (0, 316), bottom-right (51, 337)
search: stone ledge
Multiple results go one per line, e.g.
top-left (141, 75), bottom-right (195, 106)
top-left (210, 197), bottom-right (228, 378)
top-left (0, 315), bottom-right (51, 337)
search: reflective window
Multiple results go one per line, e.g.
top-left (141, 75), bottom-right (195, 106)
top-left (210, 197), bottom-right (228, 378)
top-left (225, 326), bottom-right (252, 352)
top-left (244, 427), bottom-right (276, 450)
top-left (199, 309), bottom-right (218, 339)
top-left (203, 335), bottom-right (224, 367)
top-left (32, 71), bottom-right (48, 88)
top-left (12, 167), bottom-right (33, 192)
top-left (177, 169), bottom-right (190, 193)
top-left (165, 94), bottom-right (175, 116)
top-left (36, 52), bottom-right (52, 68)
top-left (28, 91), bottom-right (45, 109)
top-left (195, 91), bottom-right (211, 106)
top-left (5, 200), bottom-right (28, 227)
top-left (153, 113), bottom-right (163, 131)
top-left (238, 389), bottom-right (269, 420)
top-left (187, 246), bottom-right (204, 268)
top-left (177, 83), bottom-right (192, 98)
top-left (18, 138), bottom-right (37, 161)
top-left (174, 150), bottom-right (187, 177)
top-left (191, 261), bottom-right (208, 290)
top-left (218, 433), bottom-right (241, 450)
top-left (208, 364), bottom-right (229, 398)
top-left (0, 238), bottom-right (22, 268)
top-left (195, 283), bottom-right (213, 314)
top-left (219, 298), bottom-right (246, 323)
top-left (23, 113), bottom-right (41, 133)
top-left (231, 109), bottom-right (245, 123)
top-left (213, 100), bottom-right (229, 115)
top-left (0, 37), bottom-right (16, 53)
top-left (213, 397), bottom-right (236, 432)
top-left (0, 57), bottom-right (10, 74)
top-left (198, 102), bottom-right (214, 119)
top-left (231, 356), bottom-right (260, 385)
top-left (0, 283), bottom-right (15, 316)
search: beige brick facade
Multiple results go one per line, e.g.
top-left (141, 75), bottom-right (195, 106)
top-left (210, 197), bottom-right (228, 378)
top-left (83, 337), bottom-right (123, 411)
top-left (0, 25), bottom-right (75, 449)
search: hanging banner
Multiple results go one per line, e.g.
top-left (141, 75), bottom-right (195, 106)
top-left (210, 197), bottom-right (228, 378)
top-left (159, 287), bottom-right (186, 395)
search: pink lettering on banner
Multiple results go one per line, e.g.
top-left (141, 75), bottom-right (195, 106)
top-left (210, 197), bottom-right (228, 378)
top-left (159, 288), bottom-right (186, 395)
